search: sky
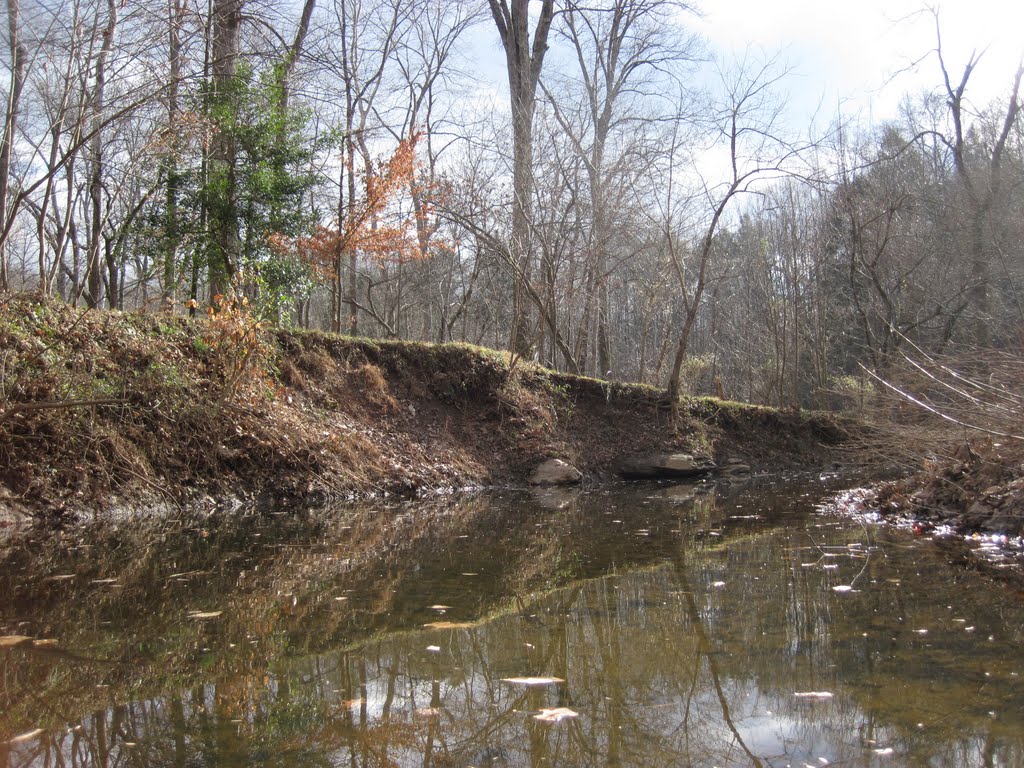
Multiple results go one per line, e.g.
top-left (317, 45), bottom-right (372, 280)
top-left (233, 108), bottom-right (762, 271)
top-left (692, 0), bottom-right (1024, 127)
top-left (467, 0), bottom-right (1024, 140)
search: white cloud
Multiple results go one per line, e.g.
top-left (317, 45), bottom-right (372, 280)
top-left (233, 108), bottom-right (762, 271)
top-left (693, 0), bottom-right (1024, 123)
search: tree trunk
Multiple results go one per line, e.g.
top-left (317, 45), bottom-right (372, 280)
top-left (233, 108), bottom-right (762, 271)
top-left (208, 0), bottom-right (242, 299)
top-left (487, 0), bottom-right (554, 357)
top-left (0, 0), bottom-right (27, 292)
top-left (85, 0), bottom-right (118, 308)
top-left (162, 0), bottom-right (186, 309)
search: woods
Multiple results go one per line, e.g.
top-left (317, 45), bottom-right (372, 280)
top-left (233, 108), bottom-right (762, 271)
top-left (1, 0), bottom-right (1022, 408)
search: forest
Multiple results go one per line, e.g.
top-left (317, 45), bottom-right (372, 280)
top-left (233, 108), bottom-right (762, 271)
top-left (1, 0), bottom-right (1022, 409)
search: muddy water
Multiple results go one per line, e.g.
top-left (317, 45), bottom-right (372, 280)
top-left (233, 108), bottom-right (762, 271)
top-left (1, 477), bottom-right (1023, 767)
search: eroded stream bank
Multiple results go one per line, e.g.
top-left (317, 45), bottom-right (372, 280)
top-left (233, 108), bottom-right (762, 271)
top-left (3, 475), bottom-right (1023, 767)
top-left (0, 297), bottom-right (854, 519)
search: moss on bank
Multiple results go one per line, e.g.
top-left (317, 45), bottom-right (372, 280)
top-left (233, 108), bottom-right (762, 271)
top-left (0, 295), bottom-right (853, 518)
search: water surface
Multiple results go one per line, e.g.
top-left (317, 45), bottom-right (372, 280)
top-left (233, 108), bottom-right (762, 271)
top-left (2, 477), bottom-right (1023, 766)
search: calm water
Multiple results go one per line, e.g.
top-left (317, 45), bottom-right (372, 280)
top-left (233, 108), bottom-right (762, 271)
top-left (1, 477), bottom-right (1023, 767)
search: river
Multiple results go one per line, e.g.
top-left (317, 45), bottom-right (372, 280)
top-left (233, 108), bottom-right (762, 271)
top-left (2, 475), bottom-right (1023, 767)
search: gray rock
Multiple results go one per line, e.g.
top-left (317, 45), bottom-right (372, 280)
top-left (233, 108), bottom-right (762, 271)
top-left (981, 511), bottom-right (1023, 536)
top-left (618, 453), bottom-right (715, 480)
top-left (721, 463), bottom-right (751, 476)
top-left (528, 458), bottom-right (583, 486)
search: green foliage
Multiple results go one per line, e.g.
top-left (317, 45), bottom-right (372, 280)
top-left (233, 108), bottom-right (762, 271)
top-left (141, 60), bottom-right (324, 319)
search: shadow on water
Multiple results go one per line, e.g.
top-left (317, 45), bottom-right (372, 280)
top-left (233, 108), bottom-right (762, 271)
top-left (1, 474), bottom-right (1023, 766)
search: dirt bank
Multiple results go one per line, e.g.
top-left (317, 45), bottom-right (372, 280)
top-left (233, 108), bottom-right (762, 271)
top-left (0, 296), bottom-right (856, 519)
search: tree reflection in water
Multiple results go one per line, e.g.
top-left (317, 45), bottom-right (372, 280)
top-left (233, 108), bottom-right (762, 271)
top-left (2, 478), bottom-right (1023, 767)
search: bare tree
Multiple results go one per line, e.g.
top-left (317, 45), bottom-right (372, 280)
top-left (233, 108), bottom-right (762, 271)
top-left (662, 53), bottom-right (804, 409)
top-left (487, 0), bottom-right (554, 356)
top-left (930, 9), bottom-right (1023, 345)
top-left (548, 0), bottom-right (699, 376)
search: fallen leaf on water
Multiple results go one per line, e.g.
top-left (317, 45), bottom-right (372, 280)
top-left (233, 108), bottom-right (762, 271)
top-left (500, 677), bottom-right (564, 686)
top-left (913, 629), bottom-right (929, 635)
top-left (794, 691), bottom-right (834, 700)
top-left (426, 645), bottom-right (441, 652)
top-left (832, 585), bottom-right (853, 593)
top-left (415, 707), bottom-right (442, 718)
top-left (8, 728), bottom-right (44, 744)
top-left (534, 707), bottom-right (578, 722)
top-left (339, 698), bottom-right (364, 709)
top-left (187, 611), bottom-right (223, 620)
top-left (712, 581), bottom-right (726, 587)
top-left (0, 635), bottom-right (32, 648)
top-left (429, 605), bottom-right (451, 610)
top-left (423, 621), bottom-right (474, 630)
top-left (874, 747), bottom-right (894, 756)
top-left (32, 639), bottom-right (58, 647)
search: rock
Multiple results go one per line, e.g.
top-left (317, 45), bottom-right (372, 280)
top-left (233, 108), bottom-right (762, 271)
top-left (528, 459), bottom-right (582, 486)
top-left (982, 512), bottom-right (1024, 536)
top-left (618, 453), bottom-right (715, 480)
top-left (961, 500), bottom-right (996, 529)
top-left (720, 463), bottom-right (751, 476)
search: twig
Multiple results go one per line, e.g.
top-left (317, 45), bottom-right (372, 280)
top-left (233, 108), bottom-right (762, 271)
top-left (1, 398), bottom-right (127, 424)
top-left (859, 364), bottom-right (1024, 441)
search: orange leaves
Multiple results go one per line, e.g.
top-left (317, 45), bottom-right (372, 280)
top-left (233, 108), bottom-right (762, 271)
top-left (271, 132), bottom-right (444, 281)
top-left (341, 131), bottom-right (425, 267)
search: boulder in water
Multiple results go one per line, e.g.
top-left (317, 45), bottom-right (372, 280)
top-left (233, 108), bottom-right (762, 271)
top-left (528, 458), bottom-right (583, 486)
top-left (618, 453), bottom-right (715, 480)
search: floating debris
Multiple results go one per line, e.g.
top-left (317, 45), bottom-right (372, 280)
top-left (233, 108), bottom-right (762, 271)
top-left (423, 621), bottom-right (474, 630)
top-left (832, 585), bottom-right (853, 593)
top-left (187, 611), bottom-right (223, 620)
top-left (426, 645), bottom-right (441, 653)
top-left (0, 635), bottom-right (33, 648)
top-left (534, 707), bottom-right (578, 722)
top-left (500, 677), bottom-right (564, 686)
top-left (794, 691), bottom-right (834, 700)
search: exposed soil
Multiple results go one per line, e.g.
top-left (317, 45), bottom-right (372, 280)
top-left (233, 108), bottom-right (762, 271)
top-left (0, 295), bottom-right (858, 520)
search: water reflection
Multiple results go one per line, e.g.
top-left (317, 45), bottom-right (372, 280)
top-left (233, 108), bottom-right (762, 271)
top-left (2, 478), bottom-right (1023, 767)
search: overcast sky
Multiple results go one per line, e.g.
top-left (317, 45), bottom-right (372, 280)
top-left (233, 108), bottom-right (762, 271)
top-left (693, 0), bottom-right (1024, 126)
